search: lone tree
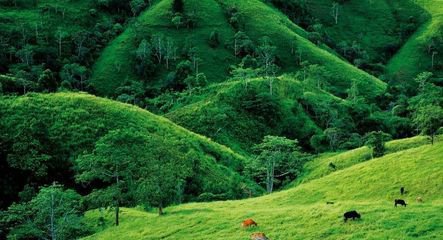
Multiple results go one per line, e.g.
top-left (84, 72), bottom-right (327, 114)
top-left (413, 105), bottom-right (443, 145)
top-left (172, 0), bottom-right (184, 13)
top-left (251, 136), bottom-right (304, 193)
top-left (135, 137), bottom-right (191, 215)
top-left (364, 131), bottom-right (391, 158)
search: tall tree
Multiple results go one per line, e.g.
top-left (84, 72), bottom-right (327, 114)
top-left (251, 136), bottom-right (302, 193)
top-left (76, 129), bottom-right (146, 226)
top-left (413, 105), bottom-right (443, 145)
top-left (1, 184), bottom-right (89, 240)
top-left (364, 131), bottom-right (391, 158)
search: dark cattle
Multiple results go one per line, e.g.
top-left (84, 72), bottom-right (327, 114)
top-left (400, 187), bottom-right (405, 195)
top-left (343, 210), bottom-right (361, 222)
top-left (395, 199), bottom-right (407, 207)
top-left (326, 201), bottom-right (335, 204)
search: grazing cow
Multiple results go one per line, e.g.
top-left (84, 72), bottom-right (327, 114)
top-left (326, 201), bottom-right (335, 205)
top-left (242, 218), bottom-right (258, 228)
top-left (250, 232), bottom-right (269, 240)
top-left (343, 210), bottom-right (361, 222)
top-left (394, 199), bottom-right (407, 207)
top-left (400, 187), bottom-right (405, 195)
top-left (329, 162), bottom-right (336, 170)
top-left (416, 197), bottom-right (423, 203)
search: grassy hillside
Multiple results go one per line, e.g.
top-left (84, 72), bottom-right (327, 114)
top-left (90, 0), bottom-right (385, 99)
top-left (0, 92), bottom-right (261, 208)
top-left (84, 141), bottom-right (443, 239)
top-left (161, 76), bottom-right (341, 154)
top-left (387, 0), bottom-right (443, 80)
top-left (273, 0), bottom-right (428, 65)
top-left (291, 136), bottom-right (433, 187)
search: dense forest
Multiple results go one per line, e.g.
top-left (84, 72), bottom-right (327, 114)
top-left (0, 0), bottom-right (442, 239)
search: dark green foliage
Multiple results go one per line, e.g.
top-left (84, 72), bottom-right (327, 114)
top-left (0, 184), bottom-right (90, 240)
top-left (209, 30), bottom-right (220, 48)
top-left (364, 131), bottom-right (392, 158)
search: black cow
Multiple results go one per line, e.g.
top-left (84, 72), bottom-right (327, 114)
top-left (400, 187), bottom-right (405, 195)
top-left (343, 210), bottom-right (361, 222)
top-left (395, 199), bottom-right (407, 207)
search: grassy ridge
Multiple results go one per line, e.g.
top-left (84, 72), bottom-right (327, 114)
top-left (91, 0), bottom-right (386, 99)
top-left (0, 92), bottom-right (261, 201)
top-left (84, 141), bottom-right (443, 239)
top-left (164, 77), bottom-right (330, 154)
top-left (291, 136), bottom-right (433, 187)
top-left (386, 0), bottom-right (443, 79)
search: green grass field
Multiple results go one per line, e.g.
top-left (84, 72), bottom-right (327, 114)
top-left (84, 139), bottom-right (443, 239)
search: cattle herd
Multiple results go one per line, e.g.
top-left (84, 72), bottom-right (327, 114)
top-left (243, 187), bottom-right (424, 240)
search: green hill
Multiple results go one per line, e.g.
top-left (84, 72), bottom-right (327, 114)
top-left (84, 140), bottom-right (443, 239)
top-left (0, 92), bottom-right (260, 208)
top-left (272, 0), bottom-right (428, 67)
top-left (387, 1), bottom-right (443, 80)
top-left (90, 0), bottom-right (385, 99)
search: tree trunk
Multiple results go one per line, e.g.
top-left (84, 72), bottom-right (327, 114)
top-left (115, 203), bottom-right (119, 226)
top-left (158, 205), bottom-right (163, 216)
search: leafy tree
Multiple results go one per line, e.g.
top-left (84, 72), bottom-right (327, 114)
top-left (135, 138), bottom-right (191, 215)
top-left (76, 129), bottom-right (146, 226)
top-left (172, 14), bottom-right (183, 30)
top-left (364, 131), bottom-right (391, 158)
top-left (323, 127), bottom-right (343, 151)
top-left (1, 184), bottom-right (89, 240)
top-left (250, 136), bottom-right (303, 193)
top-left (412, 105), bottom-right (443, 145)
top-left (60, 63), bottom-right (88, 90)
top-left (130, 0), bottom-right (146, 16)
top-left (15, 45), bottom-right (34, 66)
top-left (38, 69), bottom-right (57, 92)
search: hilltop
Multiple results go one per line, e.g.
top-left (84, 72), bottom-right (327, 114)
top-left (84, 139), bottom-right (443, 239)
top-left (90, 0), bottom-right (385, 99)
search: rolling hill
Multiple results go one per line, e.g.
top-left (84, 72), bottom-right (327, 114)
top-left (387, 0), bottom-right (443, 80)
top-left (83, 138), bottom-right (443, 239)
top-left (90, 0), bottom-right (385, 99)
top-left (0, 92), bottom-right (261, 208)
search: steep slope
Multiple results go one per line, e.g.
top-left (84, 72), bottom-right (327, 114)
top-left (272, 0), bottom-right (428, 66)
top-left (0, 93), bottom-right (260, 208)
top-left (387, 1), bottom-right (443, 80)
top-left (90, 0), bottom-right (385, 99)
top-left (84, 141), bottom-right (443, 239)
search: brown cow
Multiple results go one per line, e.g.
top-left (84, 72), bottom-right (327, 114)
top-left (250, 232), bottom-right (269, 240)
top-left (242, 218), bottom-right (258, 228)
